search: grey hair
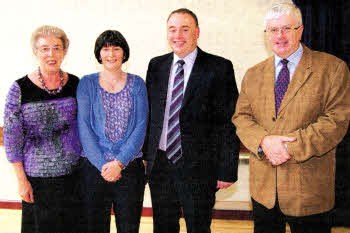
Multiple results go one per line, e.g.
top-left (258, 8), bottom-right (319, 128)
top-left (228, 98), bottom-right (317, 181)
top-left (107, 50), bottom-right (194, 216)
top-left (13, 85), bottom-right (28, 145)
top-left (31, 25), bottom-right (69, 50)
top-left (264, 3), bottom-right (303, 29)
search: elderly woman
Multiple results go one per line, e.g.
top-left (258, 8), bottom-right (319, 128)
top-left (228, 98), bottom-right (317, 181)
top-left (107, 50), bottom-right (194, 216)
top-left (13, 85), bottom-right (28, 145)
top-left (77, 30), bottom-right (148, 233)
top-left (3, 25), bottom-right (82, 233)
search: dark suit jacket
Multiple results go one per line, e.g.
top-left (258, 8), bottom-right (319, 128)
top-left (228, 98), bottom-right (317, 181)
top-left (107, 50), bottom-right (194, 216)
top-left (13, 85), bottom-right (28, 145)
top-left (143, 47), bottom-right (240, 182)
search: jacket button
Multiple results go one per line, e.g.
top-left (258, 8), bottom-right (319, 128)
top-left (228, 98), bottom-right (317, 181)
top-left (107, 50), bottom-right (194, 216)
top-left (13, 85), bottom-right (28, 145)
top-left (272, 117), bottom-right (276, 121)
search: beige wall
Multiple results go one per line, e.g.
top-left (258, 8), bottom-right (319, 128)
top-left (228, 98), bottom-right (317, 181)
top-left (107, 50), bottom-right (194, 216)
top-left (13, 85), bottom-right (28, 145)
top-left (0, 0), bottom-right (291, 124)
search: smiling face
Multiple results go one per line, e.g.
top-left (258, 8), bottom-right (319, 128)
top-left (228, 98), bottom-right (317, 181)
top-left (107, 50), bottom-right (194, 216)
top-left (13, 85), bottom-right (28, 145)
top-left (266, 13), bottom-right (303, 58)
top-left (34, 36), bottom-right (66, 73)
top-left (167, 12), bottom-right (199, 58)
top-left (100, 45), bottom-right (124, 72)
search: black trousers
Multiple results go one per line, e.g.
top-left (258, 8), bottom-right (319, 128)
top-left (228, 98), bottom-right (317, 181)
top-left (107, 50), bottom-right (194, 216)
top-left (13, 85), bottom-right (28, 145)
top-left (21, 167), bottom-right (84, 233)
top-left (81, 157), bottom-right (145, 233)
top-left (148, 150), bottom-right (217, 233)
top-left (252, 198), bottom-right (331, 233)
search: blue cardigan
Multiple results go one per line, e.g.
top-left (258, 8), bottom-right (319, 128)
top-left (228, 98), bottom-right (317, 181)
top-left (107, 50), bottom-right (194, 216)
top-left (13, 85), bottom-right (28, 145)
top-left (77, 72), bottom-right (148, 171)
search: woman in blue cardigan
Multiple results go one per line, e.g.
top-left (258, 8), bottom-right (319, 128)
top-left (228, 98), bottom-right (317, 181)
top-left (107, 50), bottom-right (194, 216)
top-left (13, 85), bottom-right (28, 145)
top-left (77, 30), bottom-right (148, 233)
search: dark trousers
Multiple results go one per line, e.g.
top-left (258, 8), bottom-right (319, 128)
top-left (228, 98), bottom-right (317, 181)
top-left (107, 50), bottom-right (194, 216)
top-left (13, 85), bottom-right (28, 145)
top-left (252, 198), bottom-right (331, 233)
top-left (21, 167), bottom-right (84, 233)
top-left (81, 157), bottom-right (145, 233)
top-left (148, 150), bottom-right (217, 233)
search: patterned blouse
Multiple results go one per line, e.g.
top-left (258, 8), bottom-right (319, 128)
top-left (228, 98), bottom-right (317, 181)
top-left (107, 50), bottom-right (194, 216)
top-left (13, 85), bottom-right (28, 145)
top-left (3, 74), bottom-right (82, 177)
top-left (99, 75), bottom-right (135, 143)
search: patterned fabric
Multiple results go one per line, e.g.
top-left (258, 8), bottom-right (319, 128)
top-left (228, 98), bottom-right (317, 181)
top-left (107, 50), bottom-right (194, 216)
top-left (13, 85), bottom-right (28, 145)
top-left (275, 59), bottom-right (290, 113)
top-left (167, 60), bottom-right (185, 163)
top-left (99, 76), bottom-right (135, 143)
top-left (3, 75), bottom-right (81, 177)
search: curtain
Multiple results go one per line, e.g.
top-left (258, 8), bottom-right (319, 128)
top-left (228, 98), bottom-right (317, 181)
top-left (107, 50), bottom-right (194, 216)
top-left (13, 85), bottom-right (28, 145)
top-left (293, 0), bottom-right (350, 227)
top-left (293, 0), bottom-right (349, 65)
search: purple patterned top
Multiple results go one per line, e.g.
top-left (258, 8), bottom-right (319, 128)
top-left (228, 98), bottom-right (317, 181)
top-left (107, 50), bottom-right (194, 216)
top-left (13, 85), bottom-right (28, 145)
top-left (99, 75), bottom-right (135, 143)
top-left (3, 75), bottom-right (82, 177)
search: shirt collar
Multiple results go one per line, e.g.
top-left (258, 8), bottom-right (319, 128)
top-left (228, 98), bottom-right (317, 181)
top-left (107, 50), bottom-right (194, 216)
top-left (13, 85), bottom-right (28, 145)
top-left (274, 43), bottom-right (303, 67)
top-left (172, 47), bottom-right (198, 66)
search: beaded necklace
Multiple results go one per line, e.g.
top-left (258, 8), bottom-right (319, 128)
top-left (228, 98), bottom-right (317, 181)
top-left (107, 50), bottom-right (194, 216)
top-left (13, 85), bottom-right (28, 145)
top-left (37, 67), bottom-right (63, 95)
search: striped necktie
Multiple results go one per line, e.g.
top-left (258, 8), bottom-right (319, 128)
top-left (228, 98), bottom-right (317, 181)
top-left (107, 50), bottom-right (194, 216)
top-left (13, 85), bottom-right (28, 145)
top-left (166, 60), bottom-right (185, 163)
top-left (275, 59), bottom-right (290, 113)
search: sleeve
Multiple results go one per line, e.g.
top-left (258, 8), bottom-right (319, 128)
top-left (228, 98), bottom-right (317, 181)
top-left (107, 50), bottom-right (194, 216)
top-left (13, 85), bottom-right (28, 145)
top-left (112, 78), bottom-right (149, 166)
top-left (232, 69), bottom-right (269, 158)
top-left (77, 77), bottom-right (108, 171)
top-left (142, 60), bottom-right (153, 162)
top-left (3, 82), bottom-right (24, 163)
top-left (212, 59), bottom-right (240, 182)
top-left (286, 61), bottom-right (350, 162)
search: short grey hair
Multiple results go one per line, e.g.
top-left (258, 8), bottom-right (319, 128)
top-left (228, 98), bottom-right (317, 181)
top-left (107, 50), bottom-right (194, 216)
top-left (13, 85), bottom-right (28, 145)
top-left (31, 25), bottom-right (69, 51)
top-left (264, 2), bottom-right (303, 29)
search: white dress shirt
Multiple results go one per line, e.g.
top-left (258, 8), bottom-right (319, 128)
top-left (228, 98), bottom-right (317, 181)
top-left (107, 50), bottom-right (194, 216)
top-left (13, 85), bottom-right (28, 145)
top-left (159, 48), bottom-right (198, 151)
top-left (274, 43), bottom-right (303, 82)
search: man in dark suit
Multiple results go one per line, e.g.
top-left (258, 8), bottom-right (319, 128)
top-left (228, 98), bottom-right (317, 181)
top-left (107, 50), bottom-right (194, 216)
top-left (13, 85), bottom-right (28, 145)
top-left (142, 8), bottom-right (240, 233)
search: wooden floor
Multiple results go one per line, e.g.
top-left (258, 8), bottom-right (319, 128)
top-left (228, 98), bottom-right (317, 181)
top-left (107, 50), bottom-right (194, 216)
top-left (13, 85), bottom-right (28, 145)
top-left (1, 209), bottom-right (349, 233)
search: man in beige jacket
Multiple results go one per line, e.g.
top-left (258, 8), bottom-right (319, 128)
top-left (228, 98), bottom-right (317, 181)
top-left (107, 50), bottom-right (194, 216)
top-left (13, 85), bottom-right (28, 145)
top-left (232, 3), bottom-right (350, 233)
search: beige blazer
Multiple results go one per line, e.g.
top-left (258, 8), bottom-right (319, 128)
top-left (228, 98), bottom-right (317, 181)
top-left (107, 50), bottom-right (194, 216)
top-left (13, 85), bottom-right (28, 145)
top-left (233, 45), bottom-right (350, 216)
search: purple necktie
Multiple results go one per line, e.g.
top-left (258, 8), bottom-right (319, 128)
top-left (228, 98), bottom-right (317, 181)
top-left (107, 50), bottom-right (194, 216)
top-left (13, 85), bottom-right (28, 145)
top-left (275, 59), bottom-right (290, 113)
top-left (167, 60), bottom-right (185, 163)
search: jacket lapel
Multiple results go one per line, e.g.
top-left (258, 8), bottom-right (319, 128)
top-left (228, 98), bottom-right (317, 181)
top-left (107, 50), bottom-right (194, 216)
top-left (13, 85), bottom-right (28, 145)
top-left (278, 45), bottom-right (312, 115)
top-left (263, 57), bottom-right (278, 117)
top-left (182, 48), bottom-right (204, 108)
top-left (158, 54), bottom-right (173, 118)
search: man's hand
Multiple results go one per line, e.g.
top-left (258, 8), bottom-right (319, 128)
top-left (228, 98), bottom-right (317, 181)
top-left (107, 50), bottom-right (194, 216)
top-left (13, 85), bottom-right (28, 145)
top-left (261, 135), bottom-right (296, 166)
top-left (216, 180), bottom-right (234, 189)
top-left (101, 160), bottom-right (123, 182)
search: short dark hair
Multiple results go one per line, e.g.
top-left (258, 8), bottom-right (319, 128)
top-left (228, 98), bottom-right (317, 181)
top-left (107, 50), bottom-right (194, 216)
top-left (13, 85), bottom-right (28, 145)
top-left (94, 30), bottom-right (130, 64)
top-left (167, 8), bottom-right (199, 26)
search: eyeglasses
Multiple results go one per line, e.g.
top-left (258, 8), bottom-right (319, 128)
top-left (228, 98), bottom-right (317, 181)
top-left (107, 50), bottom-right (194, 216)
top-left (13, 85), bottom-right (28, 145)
top-left (37, 46), bottom-right (63, 54)
top-left (264, 26), bottom-right (301, 35)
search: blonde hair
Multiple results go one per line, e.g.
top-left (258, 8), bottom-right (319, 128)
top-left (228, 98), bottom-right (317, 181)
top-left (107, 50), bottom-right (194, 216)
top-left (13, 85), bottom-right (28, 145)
top-left (264, 3), bottom-right (303, 29)
top-left (31, 25), bottom-right (69, 50)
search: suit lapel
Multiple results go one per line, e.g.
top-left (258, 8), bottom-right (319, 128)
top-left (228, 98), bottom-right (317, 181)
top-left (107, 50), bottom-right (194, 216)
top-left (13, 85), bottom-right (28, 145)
top-left (159, 54), bottom-right (173, 119)
top-left (263, 57), bottom-right (278, 117)
top-left (278, 46), bottom-right (312, 115)
top-left (182, 48), bottom-right (205, 108)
